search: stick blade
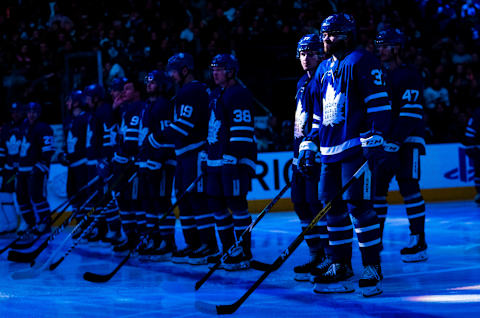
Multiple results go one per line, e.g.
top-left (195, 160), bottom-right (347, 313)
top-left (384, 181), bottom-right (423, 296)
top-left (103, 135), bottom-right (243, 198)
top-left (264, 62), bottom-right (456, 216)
top-left (216, 303), bottom-right (241, 315)
top-left (49, 257), bottom-right (64, 271)
top-left (11, 268), bottom-right (41, 280)
top-left (83, 271), bottom-right (112, 283)
top-left (194, 300), bottom-right (217, 315)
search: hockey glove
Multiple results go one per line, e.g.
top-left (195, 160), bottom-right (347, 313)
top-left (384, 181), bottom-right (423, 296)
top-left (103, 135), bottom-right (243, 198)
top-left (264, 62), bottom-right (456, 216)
top-left (298, 140), bottom-right (319, 177)
top-left (360, 135), bottom-right (386, 169)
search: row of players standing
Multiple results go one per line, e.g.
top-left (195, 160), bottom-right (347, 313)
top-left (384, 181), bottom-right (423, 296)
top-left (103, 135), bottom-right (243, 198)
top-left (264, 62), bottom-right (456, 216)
top-left (0, 52), bottom-right (257, 271)
top-left (62, 52), bottom-right (257, 270)
top-left (291, 13), bottom-right (427, 297)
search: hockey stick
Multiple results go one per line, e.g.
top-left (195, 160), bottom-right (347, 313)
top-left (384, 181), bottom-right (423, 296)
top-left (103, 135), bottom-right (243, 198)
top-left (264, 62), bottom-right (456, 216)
top-left (0, 175), bottom-right (102, 255)
top-left (8, 189), bottom-right (100, 264)
top-left (11, 196), bottom-right (102, 279)
top-left (48, 214), bottom-right (99, 271)
top-left (13, 168), bottom-right (137, 268)
top-left (83, 174), bottom-right (203, 283)
top-left (195, 182), bottom-right (291, 290)
top-left (207, 161), bottom-right (368, 314)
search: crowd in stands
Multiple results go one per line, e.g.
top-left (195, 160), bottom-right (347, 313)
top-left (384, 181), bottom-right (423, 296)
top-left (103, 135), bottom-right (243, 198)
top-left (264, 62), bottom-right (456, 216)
top-left (1, 0), bottom-right (480, 150)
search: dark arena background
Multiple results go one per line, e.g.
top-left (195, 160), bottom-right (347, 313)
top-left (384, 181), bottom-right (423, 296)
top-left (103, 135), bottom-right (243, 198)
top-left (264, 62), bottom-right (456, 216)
top-left (1, 0), bottom-right (480, 317)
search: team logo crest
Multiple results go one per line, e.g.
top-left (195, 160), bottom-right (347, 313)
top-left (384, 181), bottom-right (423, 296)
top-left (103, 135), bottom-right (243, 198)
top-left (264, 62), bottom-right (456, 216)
top-left (67, 130), bottom-right (78, 153)
top-left (207, 110), bottom-right (221, 144)
top-left (322, 82), bottom-right (345, 127)
top-left (6, 135), bottom-right (21, 155)
top-left (294, 99), bottom-right (307, 138)
top-left (19, 136), bottom-right (30, 157)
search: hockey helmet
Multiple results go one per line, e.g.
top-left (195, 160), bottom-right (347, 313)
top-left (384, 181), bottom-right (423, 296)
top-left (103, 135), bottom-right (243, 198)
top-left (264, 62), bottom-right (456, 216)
top-left (145, 70), bottom-right (173, 91)
top-left (321, 13), bottom-right (356, 35)
top-left (25, 102), bottom-right (41, 113)
top-left (166, 53), bottom-right (194, 73)
top-left (84, 83), bottom-right (106, 99)
top-left (10, 102), bottom-right (23, 113)
top-left (110, 77), bottom-right (128, 92)
top-left (67, 90), bottom-right (86, 108)
top-left (375, 28), bottom-right (405, 47)
top-left (296, 34), bottom-right (322, 58)
top-left (210, 54), bottom-right (239, 73)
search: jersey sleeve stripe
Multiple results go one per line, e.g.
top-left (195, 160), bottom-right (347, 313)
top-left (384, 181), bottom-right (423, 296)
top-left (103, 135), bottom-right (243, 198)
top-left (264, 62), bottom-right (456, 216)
top-left (401, 104), bottom-right (423, 109)
top-left (366, 105), bottom-right (392, 113)
top-left (170, 123), bottom-right (189, 136)
top-left (364, 92), bottom-right (388, 104)
top-left (178, 118), bottom-right (194, 128)
top-left (466, 127), bottom-right (476, 133)
top-left (399, 113), bottom-right (423, 119)
top-left (230, 137), bottom-right (254, 142)
top-left (320, 138), bottom-right (361, 155)
top-left (230, 126), bottom-right (254, 131)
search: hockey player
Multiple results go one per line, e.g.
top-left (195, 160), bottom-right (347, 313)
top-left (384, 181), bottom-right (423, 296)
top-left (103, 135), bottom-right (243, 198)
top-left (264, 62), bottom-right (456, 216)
top-left (298, 13), bottom-right (391, 297)
top-left (111, 80), bottom-right (146, 253)
top-left (374, 28), bottom-right (427, 262)
top-left (85, 83), bottom-right (124, 245)
top-left (137, 70), bottom-right (176, 260)
top-left (148, 52), bottom-right (218, 264)
top-left (60, 90), bottom-right (90, 229)
top-left (464, 106), bottom-right (480, 204)
top-left (0, 102), bottom-right (26, 233)
top-left (290, 35), bottom-right (332, 280)
top-left (206, 54), bottom-right (257, 270)
top-left (14, 102), bottom-right (55, 247)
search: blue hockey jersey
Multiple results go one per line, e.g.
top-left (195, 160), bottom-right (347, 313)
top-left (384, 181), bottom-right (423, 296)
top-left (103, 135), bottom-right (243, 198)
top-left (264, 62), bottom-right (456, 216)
top-left (93, 103), bottom-right (117, 160)
top-left (142, 96), bottom-right (175, 164)
top-left (310, 49), bottom-right (392, 163)
top-left (18, 120), bottom-right (54, 172)
top-left (464, 107), bottom-right (480, 147)
top-left (114, 101), bottom-right (146, 162)
top-left (207, 83), bottom-right (256, 171)
top-left (385, 64), bottom-right (426, 154)
top-left (64, 111), bottom-right (89, 166)
top-left (293, 73), bottom-right (317, 161)
top-left (151, 80), bottom-right (209, 157)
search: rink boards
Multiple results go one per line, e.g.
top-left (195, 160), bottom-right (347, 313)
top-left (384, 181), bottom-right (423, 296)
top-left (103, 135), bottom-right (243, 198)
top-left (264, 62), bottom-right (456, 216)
top-left (46, 143), bottom-right (475, 213)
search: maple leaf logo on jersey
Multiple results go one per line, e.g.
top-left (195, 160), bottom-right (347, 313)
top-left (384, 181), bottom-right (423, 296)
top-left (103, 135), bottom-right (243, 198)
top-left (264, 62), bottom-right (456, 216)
top-left (19, 136), bottom-right (30, 157)
top-left (207, 110), bottom-right (221, 144)
top-left (294, 99), bottom-right (307, 138)
top-left (322, 82), bottom-right (345, 127)
top-left (67, 130), bottom-right (78, 153)
top-left (6, 135), bottom-right (21, 155)
top-left (138, 125), bottom-right (149, 146)
top-left (86, 124), bottom-right (93, 148)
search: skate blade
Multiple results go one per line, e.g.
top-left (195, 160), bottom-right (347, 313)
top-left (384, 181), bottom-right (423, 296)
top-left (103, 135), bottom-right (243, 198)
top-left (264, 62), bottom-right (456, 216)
top-left (149, 253), bottom-right (172, 262)
top-left (171, 257), bottom-right (190, 264)
top-left (294, 273), bottom-right (313, 282)
top-left (361, 283), bottom-right (383, 297)
top-left (188, 257), bottom-right (208, 265)
top-left (401, 251), bottom-right (428, 263)
top-left (224, 261), bottom-right (250, 271)
top-left (313, 281), bottom-right (355, 294)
